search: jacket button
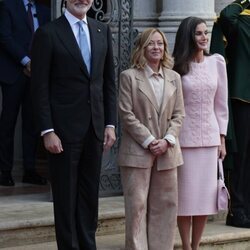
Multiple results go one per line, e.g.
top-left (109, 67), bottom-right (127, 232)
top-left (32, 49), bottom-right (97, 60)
top-left (87, 100), bottom-right (90, 104)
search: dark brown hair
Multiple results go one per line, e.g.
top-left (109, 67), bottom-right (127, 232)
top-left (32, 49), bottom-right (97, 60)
top-left (172, 16), bottom-right (210, 76)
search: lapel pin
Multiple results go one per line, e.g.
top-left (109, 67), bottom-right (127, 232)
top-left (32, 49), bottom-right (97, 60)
top-left (97, 28), bottom-right (101, 32)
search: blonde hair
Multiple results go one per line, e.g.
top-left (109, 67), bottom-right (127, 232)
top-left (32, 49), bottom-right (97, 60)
top-left (131, 28), bottom-right (174, 69)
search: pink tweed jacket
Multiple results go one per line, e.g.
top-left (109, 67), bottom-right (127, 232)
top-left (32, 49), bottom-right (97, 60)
top-left (179, 54), bottom-right (228, 147)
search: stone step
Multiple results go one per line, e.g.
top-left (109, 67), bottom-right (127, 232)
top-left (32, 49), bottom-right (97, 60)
top-left (1, 188), bottom-right (250, 250)
top-left (1, 221), bottom-right (250, 250)
top-left (0, 194), bottom-right (125, 248)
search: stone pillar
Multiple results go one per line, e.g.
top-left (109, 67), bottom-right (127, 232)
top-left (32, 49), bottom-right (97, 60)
top-left (215, 0), bottom-right (232, 15)
top-left (133, 0), bottom-right (158, 32)
top-left (159, 0), bottom-right (216, 52)
top-left (52, 0), bottom-right (63, 18)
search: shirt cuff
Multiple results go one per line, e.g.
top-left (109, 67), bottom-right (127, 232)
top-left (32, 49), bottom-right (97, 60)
top-left (106, 125), bottom-right (115, 129)
top-left (21, 56), bottom-right (31, 66)
top-left (142, 135), bottom-right (155, 149)
top-left (164, 134), bottom-right (176, 146)
top-left (41, 129), bottom-right (54, 136)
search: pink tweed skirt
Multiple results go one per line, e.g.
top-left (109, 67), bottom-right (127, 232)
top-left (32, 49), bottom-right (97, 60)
top-left (177, 147), bottom-right (218, 216)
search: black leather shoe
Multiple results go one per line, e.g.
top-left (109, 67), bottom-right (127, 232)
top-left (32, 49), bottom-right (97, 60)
top-left (22, 172), bottom-right (48, 185)
top-left (226, 211), bottom-right (250, 228)
top-left (0, 174), bottom-right (15, 186)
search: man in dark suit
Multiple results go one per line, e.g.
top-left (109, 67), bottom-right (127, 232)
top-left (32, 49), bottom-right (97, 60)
top-left (31, 0), bottom-right (117, 249)
top-left (212, 0), bottom-right (250, 228)
top-left (0, 0), bottom-right (50, 186)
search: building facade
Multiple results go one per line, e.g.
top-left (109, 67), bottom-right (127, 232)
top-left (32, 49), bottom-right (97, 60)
top-left (11, 0), bottom-right (232, 196)
top-left (51, 0), bottom-right (231, 51)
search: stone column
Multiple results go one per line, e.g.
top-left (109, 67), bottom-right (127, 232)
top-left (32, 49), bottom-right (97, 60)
top-left (133, 0), bottom-right (158, 32)
top-left (215, 0), bottom-right (232, 15)
top-left (52, 0), bottom-right (63, 19)
top-left (159, 0), bottom-right (216, 52)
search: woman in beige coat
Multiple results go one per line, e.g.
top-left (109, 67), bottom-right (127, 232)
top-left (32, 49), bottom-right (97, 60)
top-left (118, 28), bottom-right (185, 250)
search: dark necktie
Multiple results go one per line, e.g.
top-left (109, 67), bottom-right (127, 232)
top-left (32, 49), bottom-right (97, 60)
top-left (27, 2), bottom-right (34, 34)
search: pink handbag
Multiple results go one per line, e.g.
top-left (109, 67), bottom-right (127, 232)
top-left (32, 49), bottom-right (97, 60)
top-left (217, 159), bottom-right (230, 211)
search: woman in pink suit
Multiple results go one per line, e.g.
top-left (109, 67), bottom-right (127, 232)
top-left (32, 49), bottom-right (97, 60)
top-left (118, 28), bottom-right (185, 250)
top-left (173, 17), bottom-right (229, 250)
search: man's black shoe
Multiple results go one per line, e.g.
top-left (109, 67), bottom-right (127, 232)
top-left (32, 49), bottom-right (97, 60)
top-left (0, 174), bottom-right (15, 186)
top-left (22, 172), bottom-right (48, 185)
top-left (226, 212), bottom-right (250, 228)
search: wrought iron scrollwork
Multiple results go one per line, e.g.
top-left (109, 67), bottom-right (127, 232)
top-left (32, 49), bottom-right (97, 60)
top-left (96, 0), bottom-right (134, 196)
top-left (91, 0), bottom-right (105, 21)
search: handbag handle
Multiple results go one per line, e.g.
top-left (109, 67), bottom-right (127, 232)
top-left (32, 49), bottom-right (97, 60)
top-left (218, 158), bottom-right (225, 181)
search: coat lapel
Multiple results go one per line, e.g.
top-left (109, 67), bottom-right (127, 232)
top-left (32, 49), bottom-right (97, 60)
top-left (55, 15), bottom-right (89, 76)
top-left (160, 68), bottom-right (177, 116)
top-left (136, 70), bottom-right (160, 113)
top-left (87, 18), bottom-right (103, 79)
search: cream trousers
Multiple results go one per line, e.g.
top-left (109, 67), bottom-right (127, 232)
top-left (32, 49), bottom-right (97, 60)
top-left (121, 165), bottom-right (177, 250)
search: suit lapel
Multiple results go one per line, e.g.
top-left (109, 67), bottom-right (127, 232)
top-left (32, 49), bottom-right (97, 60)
top-left (160, 68), bottom-right (176, 116)
top-left (36, 4), bottom-right (47, 26)
top-left (17, 0), bottom-right (31, 32)
top-left (55, 16), bottom-right (88, 75)
top-left (87, 18), bottom-right (103, 79)
top-left (136, 70), bottom-right (160, 113)
top-left (88, 18), bottom-right (96, 78)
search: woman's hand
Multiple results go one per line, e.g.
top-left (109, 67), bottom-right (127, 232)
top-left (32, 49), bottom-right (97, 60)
top-left (218, 135), bottom-right (226, 160)
top-left (149, 139), bottom-right (169, 156)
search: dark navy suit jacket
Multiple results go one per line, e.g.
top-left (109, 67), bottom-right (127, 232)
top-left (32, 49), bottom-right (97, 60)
top-left (31, 15), bottom-right (117, 143)
top-left (0, 0), bottom-right (50, 84)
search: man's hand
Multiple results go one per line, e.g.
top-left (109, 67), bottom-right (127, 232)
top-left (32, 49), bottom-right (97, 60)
top-left (103, 127), bottom-right (116, 151)
top-left (23, 61), bottom-right (31, 77)
top-left (43, 131), bottom-right (63, 154)
top-left (149, 139), bottom-right (169, 156)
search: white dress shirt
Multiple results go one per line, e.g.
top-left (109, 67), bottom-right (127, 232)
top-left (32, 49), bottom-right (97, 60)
top-left (142, 65), bottom-right (176, 148)
top-left (64, 10), bottom-right (91, 54)
top-left (21, 0), bottom-right (39, 66)
top-left (41, 11), bottom-right (114, 136)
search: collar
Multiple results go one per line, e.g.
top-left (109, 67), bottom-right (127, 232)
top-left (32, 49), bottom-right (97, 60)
top-left (23, 0), bottom-right (34, 6)
top-left (144, 64), bottom-right (164, 79)
top-left (240, 9), bottom-right (250, 15)
top-left (64, 9), bottom-right (88, 26)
